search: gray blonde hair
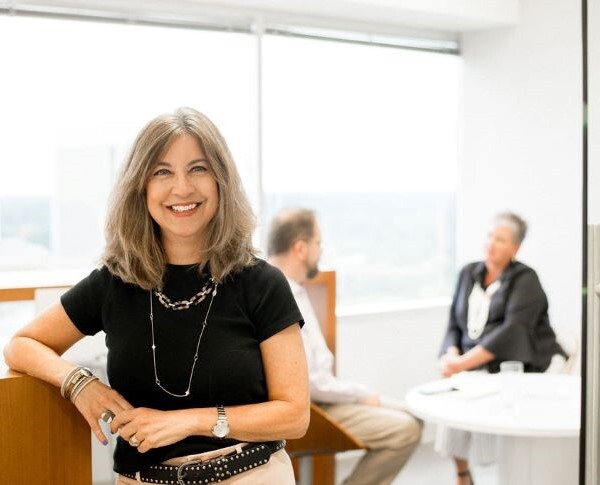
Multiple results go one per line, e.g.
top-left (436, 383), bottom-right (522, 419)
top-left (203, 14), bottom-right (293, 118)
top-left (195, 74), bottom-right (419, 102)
top-left (493, 212), bottom-right (528, 244)
top-left (267, 209), bottom-right (316, 256)
top-left (101, 107), bottom-right (256, 289)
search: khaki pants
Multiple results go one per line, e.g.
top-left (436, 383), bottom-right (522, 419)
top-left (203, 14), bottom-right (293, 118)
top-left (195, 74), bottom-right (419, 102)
top-left (116, 444), bottom-right (295, 485)
top-left (319, 402), bottom-right (422, 485)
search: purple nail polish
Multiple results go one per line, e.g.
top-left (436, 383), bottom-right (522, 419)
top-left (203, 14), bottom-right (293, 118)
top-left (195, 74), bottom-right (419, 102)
top-left (102, 439), bottom-right (108, 446)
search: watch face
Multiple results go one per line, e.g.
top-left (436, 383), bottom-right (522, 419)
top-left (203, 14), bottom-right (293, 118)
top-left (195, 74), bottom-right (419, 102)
top-left (212, 421), bottom-right (229, 438)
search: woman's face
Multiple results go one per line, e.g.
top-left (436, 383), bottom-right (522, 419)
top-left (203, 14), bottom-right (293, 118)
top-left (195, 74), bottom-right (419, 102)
top-left (484, 224), bottom-right (520, 269)
top-left (145, 134), bottom-right (218, 250)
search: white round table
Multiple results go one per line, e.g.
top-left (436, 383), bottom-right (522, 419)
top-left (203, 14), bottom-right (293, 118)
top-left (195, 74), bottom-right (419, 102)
top-left (405, 373), bottom-right (580, 485)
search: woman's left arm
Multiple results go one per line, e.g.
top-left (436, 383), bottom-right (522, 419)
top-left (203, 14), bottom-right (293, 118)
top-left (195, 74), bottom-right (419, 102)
top-left (440, 345), bottom-right (495, 377)
top-left (112, 323), bottom-right (309, 453)
top-left (220, 322), bottom-right (310, 439)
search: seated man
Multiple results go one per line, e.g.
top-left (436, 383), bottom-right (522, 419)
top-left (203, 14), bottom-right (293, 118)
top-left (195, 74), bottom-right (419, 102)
top-left (267, 208), bottom-right (422, 485)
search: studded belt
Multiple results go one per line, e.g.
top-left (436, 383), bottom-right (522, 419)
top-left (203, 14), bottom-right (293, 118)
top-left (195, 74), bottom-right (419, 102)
top-left (121, 440), bottom-right (286, 484)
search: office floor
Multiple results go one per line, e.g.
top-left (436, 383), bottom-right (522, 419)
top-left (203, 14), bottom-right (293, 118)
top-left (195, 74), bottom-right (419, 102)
top-left (336, 442), bottom-right (498, 485)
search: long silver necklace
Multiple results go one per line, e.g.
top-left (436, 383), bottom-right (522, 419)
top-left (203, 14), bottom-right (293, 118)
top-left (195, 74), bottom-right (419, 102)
top-left (149, 281), bottom-right (218, 398)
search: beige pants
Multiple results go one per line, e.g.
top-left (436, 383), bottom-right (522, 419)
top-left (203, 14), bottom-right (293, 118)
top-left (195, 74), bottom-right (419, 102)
top-left (116, 444), bottom-right (295, 485)
top-left (319, 402), bottom-right (422, 485)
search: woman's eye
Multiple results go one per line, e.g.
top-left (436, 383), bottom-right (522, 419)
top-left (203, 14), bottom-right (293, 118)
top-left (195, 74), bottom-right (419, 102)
top-left (153, 168), bottom-right (171, 176)
top-left (190, 165), bottom-right (208, 173)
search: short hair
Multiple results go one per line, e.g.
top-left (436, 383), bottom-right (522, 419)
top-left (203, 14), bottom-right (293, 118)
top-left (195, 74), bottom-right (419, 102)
top-left (493, 212), bottom-right (528, 244)
top-left (267, 209), bottom-right (316, 256)
top-left (101, 107), bottom-right (256, 289)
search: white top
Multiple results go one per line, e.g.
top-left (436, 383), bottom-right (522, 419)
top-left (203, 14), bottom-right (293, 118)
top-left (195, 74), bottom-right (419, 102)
top-left (405, 373), bottom-right (580, 437)
top-left (467, 280), bottom-right (501, 339)
top-left (287, 278), bottom-right (372, 403)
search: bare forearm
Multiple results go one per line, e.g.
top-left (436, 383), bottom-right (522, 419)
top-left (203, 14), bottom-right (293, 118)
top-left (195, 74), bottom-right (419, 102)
top-left (185, 399), bottom-right (309, 442)
top-left (3, 336), bottom-right (74, 387)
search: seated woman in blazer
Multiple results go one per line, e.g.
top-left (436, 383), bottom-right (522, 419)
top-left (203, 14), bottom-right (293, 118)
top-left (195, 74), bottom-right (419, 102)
top-left (437, 212), bottom-right (567, 485)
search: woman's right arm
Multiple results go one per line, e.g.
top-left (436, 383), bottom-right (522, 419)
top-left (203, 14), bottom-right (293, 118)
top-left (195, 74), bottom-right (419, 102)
top-left (4, 302), bottom-right (88, 385)
top-left (3, 302), bottom-right (132, 444)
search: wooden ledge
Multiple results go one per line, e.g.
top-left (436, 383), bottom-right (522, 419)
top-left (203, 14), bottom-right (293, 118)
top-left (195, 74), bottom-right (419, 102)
top-left (0, 370), bottom-right (92, 484)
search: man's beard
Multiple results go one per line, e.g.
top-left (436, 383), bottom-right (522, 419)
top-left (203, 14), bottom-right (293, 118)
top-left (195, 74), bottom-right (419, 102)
top-left (306, 262), bottom-right (319, 279)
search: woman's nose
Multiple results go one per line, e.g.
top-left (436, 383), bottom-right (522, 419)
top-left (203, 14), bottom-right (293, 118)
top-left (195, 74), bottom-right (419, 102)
top-left (171, 173), bottom-right (194, 197)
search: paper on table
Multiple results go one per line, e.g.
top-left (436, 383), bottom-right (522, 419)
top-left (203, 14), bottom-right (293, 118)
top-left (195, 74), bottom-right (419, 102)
top-left (418, 381), bottom-right (456, 395)
top-left (449, 373), bottom-right (501, 400)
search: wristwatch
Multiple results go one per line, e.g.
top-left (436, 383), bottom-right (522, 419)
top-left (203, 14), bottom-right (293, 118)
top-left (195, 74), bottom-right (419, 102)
top-left (211, 405), bottom-right (230, 439)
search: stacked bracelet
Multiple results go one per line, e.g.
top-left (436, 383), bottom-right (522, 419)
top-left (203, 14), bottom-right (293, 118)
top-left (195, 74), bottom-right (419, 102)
top-left (60, 366), bottom-right (98, 403)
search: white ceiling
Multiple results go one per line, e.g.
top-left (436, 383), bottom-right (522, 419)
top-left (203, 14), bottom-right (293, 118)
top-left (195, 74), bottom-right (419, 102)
top-left (1, 0), bottom-right (520, 35)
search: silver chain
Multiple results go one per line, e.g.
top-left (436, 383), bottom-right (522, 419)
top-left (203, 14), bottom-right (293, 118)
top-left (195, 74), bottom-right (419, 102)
top-left (149, 283), bottom-right (218, 398)
top-left (153, 277), bottom-right (215, 310)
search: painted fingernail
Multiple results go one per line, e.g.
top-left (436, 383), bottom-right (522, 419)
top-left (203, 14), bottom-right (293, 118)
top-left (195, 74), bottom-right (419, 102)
top-left (102, 439), bottom-right (108, 446)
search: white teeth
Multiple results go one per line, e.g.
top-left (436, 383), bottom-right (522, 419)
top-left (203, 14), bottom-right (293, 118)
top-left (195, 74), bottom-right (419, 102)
top-left (171, 203), bottom-right (198, 212)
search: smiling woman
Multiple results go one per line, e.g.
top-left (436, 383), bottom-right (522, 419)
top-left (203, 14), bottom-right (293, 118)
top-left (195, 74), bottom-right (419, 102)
top-left (3, 108), bottom-right (309, 485)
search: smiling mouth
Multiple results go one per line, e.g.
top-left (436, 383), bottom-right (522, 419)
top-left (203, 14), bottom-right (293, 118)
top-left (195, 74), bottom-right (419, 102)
top-left (168, 203), bottom-right (200, 213)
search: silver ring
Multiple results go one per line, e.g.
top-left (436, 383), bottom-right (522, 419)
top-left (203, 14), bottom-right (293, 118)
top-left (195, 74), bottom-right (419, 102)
top-left (100, 409), bottom-right (115, 424)
top-left (129, 435), bottom-right (140, 447)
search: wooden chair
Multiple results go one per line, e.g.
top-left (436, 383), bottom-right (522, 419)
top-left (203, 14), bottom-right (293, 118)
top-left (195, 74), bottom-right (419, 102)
top-left (286, 271), bottom-right (366, 484)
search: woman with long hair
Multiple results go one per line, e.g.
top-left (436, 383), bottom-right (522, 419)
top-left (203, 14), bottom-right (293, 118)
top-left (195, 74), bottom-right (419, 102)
top-left (4, 107), bottom-right (309, 484)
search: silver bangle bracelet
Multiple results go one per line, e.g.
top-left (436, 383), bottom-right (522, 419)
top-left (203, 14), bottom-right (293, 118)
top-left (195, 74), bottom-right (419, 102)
top-left (60, 366), bottom-right (94, 400)
top-left (60, 366), bottom-right (83, 398)
top-left (69, 375), bottom-right (99, 403)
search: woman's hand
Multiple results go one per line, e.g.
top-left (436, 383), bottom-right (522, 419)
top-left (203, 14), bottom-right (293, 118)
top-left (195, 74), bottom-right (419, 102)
top-left (111, 408), bottom-right (197, 453)
top-left (439, 351), bottom-right (465, 377)
top-left (439, 345), bottom-right (496, 377)
top-left (72, 380), bottom-right (134, 445)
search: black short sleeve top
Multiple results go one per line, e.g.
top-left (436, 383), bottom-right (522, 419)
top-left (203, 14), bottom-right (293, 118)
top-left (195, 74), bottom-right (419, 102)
top-left (60, 258), bottom-right (304, 473)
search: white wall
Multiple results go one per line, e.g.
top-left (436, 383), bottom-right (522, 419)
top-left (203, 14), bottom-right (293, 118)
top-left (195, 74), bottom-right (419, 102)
top-left (459, 0), bottom-right (582, 343)
top-left (336, 305), bottom-right (449, 400)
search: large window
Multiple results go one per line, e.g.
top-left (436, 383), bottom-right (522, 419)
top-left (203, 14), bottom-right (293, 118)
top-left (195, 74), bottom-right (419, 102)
top-left (0, 15), bottom-right (255, 271)
top-left (261, 35), bottom-right (459, 311)
top-left (0, 13), bottom-right (459, 322)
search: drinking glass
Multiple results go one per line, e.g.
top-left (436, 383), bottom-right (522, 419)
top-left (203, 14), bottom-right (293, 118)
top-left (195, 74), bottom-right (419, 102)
top-left (500, 360), bottom-right (524, 414)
